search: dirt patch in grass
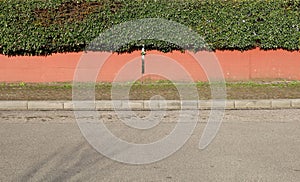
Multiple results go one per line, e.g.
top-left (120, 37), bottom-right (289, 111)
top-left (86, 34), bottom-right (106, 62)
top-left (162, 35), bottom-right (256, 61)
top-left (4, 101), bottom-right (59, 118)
top-left (1, 81), bottom-right (300, 100)
top-left (34, 0), bottom-right (122, 26)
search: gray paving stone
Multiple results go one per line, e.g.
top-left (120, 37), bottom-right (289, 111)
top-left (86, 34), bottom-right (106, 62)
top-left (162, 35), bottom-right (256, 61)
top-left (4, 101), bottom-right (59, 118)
top-left (272, 100), bottom-right (291, 108)
top-left (96, 100), bottom-right (120, 111)
top-left (121, 101), bottom-right (144, 110)
top-left (235, 100), bottom-right (271, 109)
top-left (164, 100), bottom-right (181, 110)
top-left (0, 101), bottom-right (28, 110)
top-left (143, 100), bottom-right (161, 110)
top-left (28, 101), bottom-right (63, 110)
top-left (291, 99), bottom-right (300, 108)
top-left (65, 101), bottom-right (96, 110)
top-left (181, 100), bottom-right (198, 110)
top-left (199, 100), bottom-right (234, 110)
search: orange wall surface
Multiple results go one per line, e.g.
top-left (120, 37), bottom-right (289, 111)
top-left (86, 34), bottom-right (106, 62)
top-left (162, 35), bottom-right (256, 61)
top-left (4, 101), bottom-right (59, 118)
top-left (0, 48), bottom-right (300, 82)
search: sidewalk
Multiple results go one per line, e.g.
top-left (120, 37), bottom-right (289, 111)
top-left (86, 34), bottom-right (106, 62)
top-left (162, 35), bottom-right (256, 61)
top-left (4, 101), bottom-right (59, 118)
top-left (0, 99), bottom-right (300, 111)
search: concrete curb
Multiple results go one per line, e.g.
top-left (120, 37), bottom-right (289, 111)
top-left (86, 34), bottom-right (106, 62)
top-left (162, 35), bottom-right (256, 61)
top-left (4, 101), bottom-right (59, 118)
top-left (0, 99), bottom-right (300, 111)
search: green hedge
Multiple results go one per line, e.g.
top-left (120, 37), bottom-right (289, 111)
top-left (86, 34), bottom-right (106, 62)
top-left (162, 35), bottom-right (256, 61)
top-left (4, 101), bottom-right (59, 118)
top-left (0, 0), bottom-right (300, 56)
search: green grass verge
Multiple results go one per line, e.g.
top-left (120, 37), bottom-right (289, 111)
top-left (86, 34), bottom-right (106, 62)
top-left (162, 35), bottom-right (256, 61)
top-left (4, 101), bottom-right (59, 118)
top-left (1, 81), bottom-right (300, 100)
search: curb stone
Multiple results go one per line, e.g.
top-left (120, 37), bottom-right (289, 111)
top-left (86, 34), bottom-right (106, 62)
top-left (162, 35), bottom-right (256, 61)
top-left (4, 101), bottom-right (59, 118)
top-left (28, 101), bottom-right (64, 110)
top-left (235, 100), bottom-right (271, 109)
top-left (292, 99), bottom-right (300, 108)
top-left (0, 100), bottom-right (299, 111)
top-left (272, 99), bottom-right (291, 109)
top-left (0, 101), bottom-right (28, 110)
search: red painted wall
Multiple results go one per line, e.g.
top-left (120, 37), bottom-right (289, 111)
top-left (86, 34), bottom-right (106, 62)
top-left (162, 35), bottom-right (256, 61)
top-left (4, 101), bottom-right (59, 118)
top-left (0, 48), bottom-right (299, 82)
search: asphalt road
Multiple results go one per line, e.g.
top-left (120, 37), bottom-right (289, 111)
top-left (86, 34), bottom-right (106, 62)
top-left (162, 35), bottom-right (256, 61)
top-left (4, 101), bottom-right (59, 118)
top-left (1, 110), bottom-right (300, 182)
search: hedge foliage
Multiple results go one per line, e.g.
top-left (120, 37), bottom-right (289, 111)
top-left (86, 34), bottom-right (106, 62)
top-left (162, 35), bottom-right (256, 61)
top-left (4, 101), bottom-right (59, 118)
top-left (0, 0), bottom-right (300, 56)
